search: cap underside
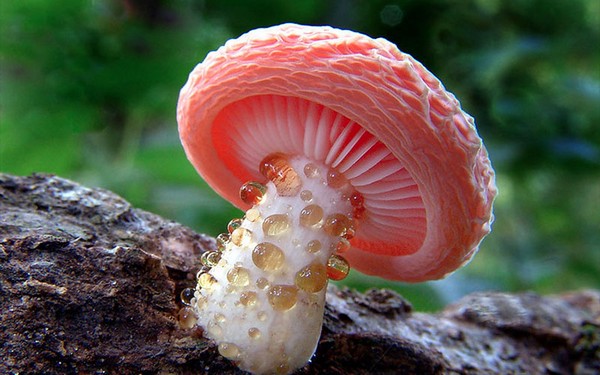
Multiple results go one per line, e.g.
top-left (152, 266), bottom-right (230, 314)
top-left (212, 94), bottom-right (427, 256)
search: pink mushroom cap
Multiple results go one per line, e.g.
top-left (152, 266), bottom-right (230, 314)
top-left (177, 23), bottom-right (497, 282)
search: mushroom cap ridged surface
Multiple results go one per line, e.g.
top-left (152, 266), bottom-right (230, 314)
top-left (177, 23), bottom-right (497, 282)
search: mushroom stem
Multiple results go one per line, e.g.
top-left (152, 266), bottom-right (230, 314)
top-left (192, 154), bottom-right (356, 374)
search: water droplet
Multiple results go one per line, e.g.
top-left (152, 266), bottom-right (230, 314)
top-left (227, 218), bottom-right (243, 233)
top-left (218, 342), bottom-right (241, 360)
top-left (252, 242), bottom-right (285, 271)
top-left (196, 295), bottom-right (207, 310)
top-left (350, 191), bottom-right (364, 207)
top-left (248, 327), bottom-right (261, 339)
top-left (178, 306), bottom-right (196, 329)
top-left (306, 239), bottom-right (322, 253)
top-left (327, 254), bottom-right (350, 281)
top-left (227, 266), bottom-right (250, 286)
top-left (353, 206), bottom-right (366, 219)
top-left (216, 233), bottom-right (231, 251)
top-left (303, 163), bottom-right (320, 178)
top-left (349, 191), bottom-right (366, 218)
top-left (240, 181), bottom-right (267, 206)
top-left (256, 277), bottom-right (270, 289)
top-left (180, 288), bottom-right (195, 306)
top-left (214, 313), bottom-right (226, 323)
top-left (331, 238), bottom-right (351, 254)
top-left (327, 168), bottom-right (347, 188)
top-left (231, 227), bottom-right (252, 246)
top-left (342, 226), bottom-right (356, 240)
top-left (323, 214), bottom-right (352, 237)
top-left (259, 153), bottom-right (302, 196)
top-left (262, 214), bottom-right (290, 236)
top-left (245, 208), bottom-right (261, 222)
top-left (257, 311), bottom-right (268, 321)
top-left (207, 320), bottom-right (222, 337)
top-left (267, 285), bottom-right (298, 311)
top-left (299, 204), bottom-right (324, 227)
top-left (200, 251), bottom-right (221, 268)
top-left (196, 262), bottom-right (209, 275)
top-left (295, 262), bottom-right (328, 293)
top-left (240, 291), bottom-right (258, 307)
top-left (300, 190), bottom-right (313, 202)
top-left (197, 272), bottom-right (217, 289)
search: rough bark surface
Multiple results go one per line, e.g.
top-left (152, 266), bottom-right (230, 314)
top-left (1, 173), bottom-right (598, 375)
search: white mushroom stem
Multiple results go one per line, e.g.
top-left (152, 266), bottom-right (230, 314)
top-left (192, 156), bottom-right (356, 374)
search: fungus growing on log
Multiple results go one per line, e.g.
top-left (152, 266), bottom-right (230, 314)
top-left (177, 23), bottom-right (496, 374)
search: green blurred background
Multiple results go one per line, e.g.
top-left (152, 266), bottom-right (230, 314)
top-left (1, 0), bottom-right (598, 311)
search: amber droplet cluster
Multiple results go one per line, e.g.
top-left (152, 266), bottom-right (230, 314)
top-left (180, 153), bottom-right (366, 373)
top-left (193, 154), bottom-right (357, 297)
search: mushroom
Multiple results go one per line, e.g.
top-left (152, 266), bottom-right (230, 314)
top-left (177, 23), bottom-right (496, 374)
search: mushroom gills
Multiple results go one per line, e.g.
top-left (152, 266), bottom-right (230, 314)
top-left (214, 95), bottom-right (428, 255)
top-left (189, 154), bottom-right (355, 374)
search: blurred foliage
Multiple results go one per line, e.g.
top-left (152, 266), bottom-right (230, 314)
top-left (1, 0), bottom-right (598, 311)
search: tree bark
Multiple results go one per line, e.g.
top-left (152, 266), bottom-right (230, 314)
top-left (1, 173), bottom-right (598, 374)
